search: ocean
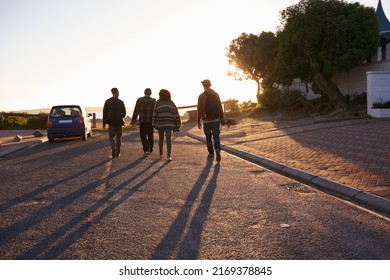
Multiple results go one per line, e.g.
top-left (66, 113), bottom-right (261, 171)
top-left (88, 106), bottom-right (193, 119)
top-left (8, 105), bottom-right (194, 119)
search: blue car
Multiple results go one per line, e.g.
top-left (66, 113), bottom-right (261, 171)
top-left (47, 105), bottom-right (93, 143)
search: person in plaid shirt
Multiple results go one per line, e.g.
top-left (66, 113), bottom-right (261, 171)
top-left (131, 88), bottom-right (156, 156)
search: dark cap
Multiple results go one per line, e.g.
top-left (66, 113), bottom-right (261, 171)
top-left (201, 79), bottom-right (211, 87)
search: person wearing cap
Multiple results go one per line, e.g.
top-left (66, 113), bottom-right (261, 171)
top-left (197, 79), bottom-right (224, 162)
top-left (131, 88), bottom-right (156, 157)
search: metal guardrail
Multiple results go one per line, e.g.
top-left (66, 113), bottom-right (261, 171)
top-left (177, 105), bottom-right (197, 110)
top-left (177, 100), bottom-right (235, 121)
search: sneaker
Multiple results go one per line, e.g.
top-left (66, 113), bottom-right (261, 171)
top-left (159, 154), bottom-right (163, 160)
top-left (167, 157), bottom-right (172, 161)
top-left (112, 149), bottom-right (117, 158)
top-left (216, 151), bottom-right (221, 162)
top-left (144, 151), bottom-right (150, 157)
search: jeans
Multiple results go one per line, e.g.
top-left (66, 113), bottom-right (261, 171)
top-left (108, 125), bottom-right (122, 152)
top-left (139, 122), bottom-right (154, 153)
top-left (158, 129), bottom-right (172, 157)
top-left (203, 121), bottom-right (221, 155)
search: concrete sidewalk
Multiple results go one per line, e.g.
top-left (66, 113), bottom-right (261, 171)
top-left (0, 130), bottom-right (48, 158)
top-left (186, 116), bottom-right (390, 214)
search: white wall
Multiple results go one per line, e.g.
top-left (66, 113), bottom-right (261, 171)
top-left (332, 61), bottom-right (390, 96)
top-left (367, 71), bottom-right (390, 117)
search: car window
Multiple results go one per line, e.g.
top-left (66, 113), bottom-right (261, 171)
top-left (50, 107), bottom-right (81, 117)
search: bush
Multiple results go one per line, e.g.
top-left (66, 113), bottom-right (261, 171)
top-left (258, 88), bottom-right (302, 111)
top-left (2, 113), bottom-right (47, 129)
top-left (223, 99), bottom-right (258, 118)
top-left (239, 100), bottom-right (257, 114)
top-left (4, 116), bottom-right (28, 129)
top-left (223, 99), bottom-right (239, 112)
top-left (27, 114), bottom-right (48, 128)
top-left (345, 92), bottom-right (367, 109)
top-left (373, 100), bottom-right (390, 108)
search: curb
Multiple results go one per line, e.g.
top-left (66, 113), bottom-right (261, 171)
top-left (184, 131), bottom-right (390, 215)
top-left (0, 132), bottom-right (105, 159)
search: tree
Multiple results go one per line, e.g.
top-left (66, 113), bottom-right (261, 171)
top-left (272, 0), bottom-right (379, 108)
top-left (226, 32), bottom-right (278, 101)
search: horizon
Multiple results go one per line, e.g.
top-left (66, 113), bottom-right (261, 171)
top-left (2, 105), bottom-right (195, 118)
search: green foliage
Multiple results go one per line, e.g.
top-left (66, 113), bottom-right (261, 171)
top-left (223, 100), bottom-right (258, 118)
top-left (273, 0), bottom-right (379, 84)
top-left (373, 100), bottom-right (390, 108)
top-left (226, 0), bottom-right (380, 113)
top-left (226, 33), bottom-right (260, 82)
top-left (239, 100), bottom-right (257, 113)
top-left (258, 88), bottom-right (302, 111)
top-left (345, 93), bottom-right (367, 109)
top-left (4, 116), bottom-right (28, 129)
top-left (26, 114), bottom-right (48, 129)
top-left (223, 99), bottom-right (239, 112)
top-left (2, 113), bottom-right (47, 129)
top-left (226, 31), bottom-right (278, 96)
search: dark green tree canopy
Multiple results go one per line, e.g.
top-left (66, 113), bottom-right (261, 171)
top-left (226, 31), bottom-right (277, 96)
top-left (227, 33), bottom-right (261, 82)
top-left (273, 0), bottom-right (379, 84)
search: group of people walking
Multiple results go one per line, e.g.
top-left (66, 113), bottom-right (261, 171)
top-left (102, 79), bottom-right (224, 162)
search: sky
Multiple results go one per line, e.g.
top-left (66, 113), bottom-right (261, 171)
top-left (0, 0), bottom-right (386, 112)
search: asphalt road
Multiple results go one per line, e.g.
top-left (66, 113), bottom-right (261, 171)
top-left (0, 131), bottom-right (389, 260)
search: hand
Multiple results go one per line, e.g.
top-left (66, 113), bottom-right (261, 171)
top-left (197, 122), bottom-right (202, 130)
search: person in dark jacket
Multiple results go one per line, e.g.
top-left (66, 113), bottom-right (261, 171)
top-left (197, 79), bottom-right (224, 162)
top-left (103, 88), bottom-right (126, 158)
top-left (131, 88), bottom-right (156, 157)
top-left (153, 89), bottom-right (181, 161)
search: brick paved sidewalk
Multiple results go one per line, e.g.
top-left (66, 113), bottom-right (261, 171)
top-left (189, 117), bottom-right (390, 200)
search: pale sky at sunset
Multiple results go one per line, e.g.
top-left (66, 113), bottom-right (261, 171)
top-left (0, 0), bottom-right (386, 112)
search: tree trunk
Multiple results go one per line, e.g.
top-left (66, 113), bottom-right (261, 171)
top-left (313, 73), bottom-right (347, 108)
top-left (255, 79), bottom-right (262, 103)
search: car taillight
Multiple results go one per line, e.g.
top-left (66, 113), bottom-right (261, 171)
top-left (47, 117), bottom-right (52, 128)
top-left (80, 116), bottom-right (85, 126)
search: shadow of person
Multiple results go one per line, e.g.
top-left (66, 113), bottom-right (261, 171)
top-left (176, 163), bottom-right (220, 259)
top-left (151, 160), bottom-right (220, 260)
top-left (17, 159), bottom-right (167, 259)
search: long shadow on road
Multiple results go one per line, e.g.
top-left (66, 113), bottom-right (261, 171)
top-left (151, 160), bottom-right (220, 260)
top-left (16, 158), bottom-right (170, 259)
top-left (177, 163), bottom-right (220, 259)
top-left (0, 159), bottom-right (111, 214)
top-left (0, 156), bottom-right (145, 249)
